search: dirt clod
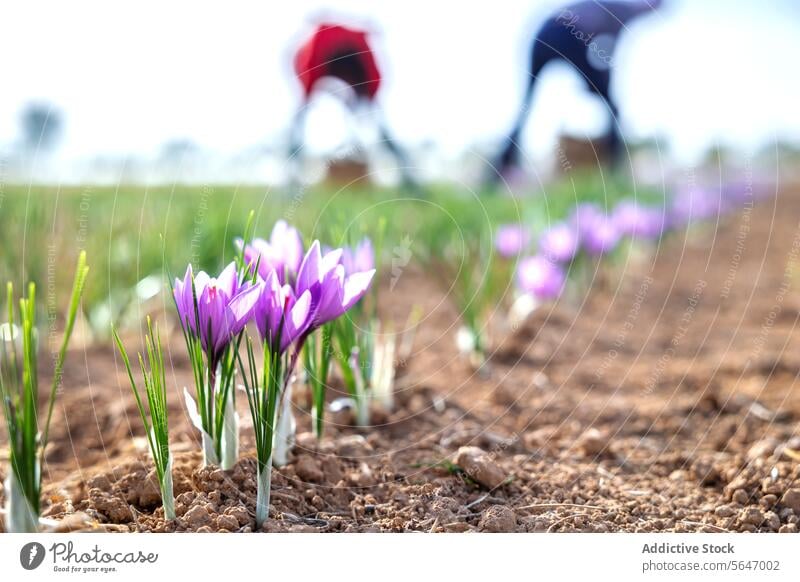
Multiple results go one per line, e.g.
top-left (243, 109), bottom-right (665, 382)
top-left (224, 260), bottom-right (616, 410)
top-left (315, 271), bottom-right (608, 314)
top-left (479, 505), bottom-right (517, 532)
top-left (781, 489), bottom-right (800, 514)
top-left (184, 505), bottom-right (212, 529)
top-left (454, 446), bottom-right (507, 490)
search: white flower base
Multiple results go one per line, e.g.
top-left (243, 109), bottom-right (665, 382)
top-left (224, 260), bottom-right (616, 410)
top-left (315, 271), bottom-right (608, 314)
top-left (272, 382), bottom-right (295, 467)
top-left (4, 470), bottom-right (39, 533)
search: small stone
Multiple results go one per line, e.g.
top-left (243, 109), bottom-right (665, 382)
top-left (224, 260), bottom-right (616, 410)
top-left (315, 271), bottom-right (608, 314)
top-left (732, 489), bottom-right (750, 505)
top-left (747, 439), bottom-right (777, 461)
top-left (294, 456), bottom-right (324, 482)
top-left (781, 489), bottom-right (800, 513)
top-left (779, 507), bottom-right (795, 520)
top-left (478, 505), bottom-right (517, 532)
top-left (779, 523), bottom-right (798, 533)
top-left (295, 432), bottom-right (318, 452)
top-left (763, 511), bottom-right (780, 530)
top-left (714, 505), bottom-right (735, 518)
top-left (225, 505), bottom-right (251, 527)
top-left (524, 426), bottom-right (558, 450)
top-left (184, 505), bottom-right (212, 528)
top-left (760, 494), bottom-right (778, 509)
top-left (89, 490), bottom-right (133, 523)
top-left (87, 474), bottom-right (113, 492)
top-left (321, 457), bottom-right (343, 483)
top-left (336, 435), bottom-right (373, 457)
top-left (454, 446), bottom-right (507, 490)
top-left (577, 428), bottom-right (607, 456)
top-left (216, 514), bottom-right (239, 531)
top-left (739, 507), bottom-right (763, 526)
top-left (137, 470), bottom-right (162, 507)
top-left (692, 458), bottom-right (720, 486)
top-left (444, 521), bottom-right (471, 532)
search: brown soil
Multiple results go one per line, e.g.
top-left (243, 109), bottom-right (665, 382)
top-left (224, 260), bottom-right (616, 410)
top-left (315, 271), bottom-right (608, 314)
top-left (3, 187), bottom-right (800, 533)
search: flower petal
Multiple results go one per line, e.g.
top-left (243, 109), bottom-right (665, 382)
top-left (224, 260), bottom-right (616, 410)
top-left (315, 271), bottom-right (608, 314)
top-left (342, 269), bottom-right (375, 311)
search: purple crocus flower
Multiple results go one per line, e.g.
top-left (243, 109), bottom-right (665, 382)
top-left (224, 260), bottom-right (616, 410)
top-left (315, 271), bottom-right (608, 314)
top-left (669, 187), bottom-right (721, 228)
top-left (295, 241), bottom-right (376, 328)
top-left (251, 270), bottom-right (314, 353)
top-left (516, 255), bottom-right (565, 300)
top-left (495, 224), bottom-right (531, 258)
top-left (346, 237), bottom-right (375, 274)
top-left (241, 220), bottom-right (304, 284)
top-left (173, 262), bottom-right (260, 361)
top-left (612, 201), bottom-right (665, 239)
top-left (539, 222), bottom-right (579, 263)
top-left (581, 216), bottom-right (620, 256)
top-left (336, 238), bottom-right (375, 275)
top-left (570, 204), bottom-right (619, 256)
top-left (570, 203), bottom-right (604, 238)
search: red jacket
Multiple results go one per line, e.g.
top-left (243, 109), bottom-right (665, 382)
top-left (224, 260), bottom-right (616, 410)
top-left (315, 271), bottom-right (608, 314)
top-left (294, 23), bottom-right (382, 100)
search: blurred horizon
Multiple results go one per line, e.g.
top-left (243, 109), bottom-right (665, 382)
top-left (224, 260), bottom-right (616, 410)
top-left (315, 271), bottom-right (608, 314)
top-left (2, 0), bottom-right (800, 184)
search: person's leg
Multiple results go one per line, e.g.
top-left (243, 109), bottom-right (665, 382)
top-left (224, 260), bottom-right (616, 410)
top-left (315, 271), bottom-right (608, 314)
top-left (586, 69), bottom-right (623, 167)
top-left (485, 36), bottom-right (553, 189)
top-left (492, 73), bottom-right (536, 181)
top-left (605, 95), bottom-right (623, 166)
top-left (287, 105), bottom-right (307, 188)
top-left (372, 105), bottom-right (424, 195)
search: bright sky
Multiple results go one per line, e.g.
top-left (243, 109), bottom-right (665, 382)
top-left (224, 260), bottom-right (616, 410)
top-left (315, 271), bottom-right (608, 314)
top-left (2, 0), bottom-right (799, 176)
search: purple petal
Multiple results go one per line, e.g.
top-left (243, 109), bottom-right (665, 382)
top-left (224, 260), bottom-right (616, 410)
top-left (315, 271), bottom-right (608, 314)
top-left (342, 269), bottom-right (375, 312)
top-left (296, 241), bottom-right (322, 295)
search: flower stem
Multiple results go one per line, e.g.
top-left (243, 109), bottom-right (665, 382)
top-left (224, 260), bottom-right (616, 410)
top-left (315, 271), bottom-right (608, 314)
top-left (4, 469), bottom-right (38, 533)
top-left (255, 461), bottom-right (272, 529)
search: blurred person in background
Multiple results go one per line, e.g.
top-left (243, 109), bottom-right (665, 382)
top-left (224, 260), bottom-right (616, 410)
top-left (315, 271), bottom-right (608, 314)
top-left (489, 0), bottom-right (663, 184)
top-left (289, 21), bottom-right (420, 190)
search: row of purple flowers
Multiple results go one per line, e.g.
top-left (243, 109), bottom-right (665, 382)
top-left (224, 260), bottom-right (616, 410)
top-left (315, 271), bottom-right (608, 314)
top-left (498, 185), bottom-right (758, 301)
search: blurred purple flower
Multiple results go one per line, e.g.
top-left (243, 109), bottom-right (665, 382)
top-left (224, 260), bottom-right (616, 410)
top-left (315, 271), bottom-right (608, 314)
top-left (240, 220), bottom-right (304, 284)
top-left (570, 204), bottom-right (620, 256)
top-left (612, 201), bottom-right (665, 239)
top-left (516, 255), bottom-right (565, 300)
top-left (539, 222), bottom-right (579, 263)
top-left (174, 262), bottom-right (260, 361)
top-left (582, 217), bottom-right (620, 256)
top-left (336, 237), bottom-right (375, 275)
top-left (495, 224), bottom-right (531, 258)
top-left (669, 188), bottom-right (721, 228)
top-left (295, 241), bottom-right (376, 328)
top-left (570, 203), bottom-right (604, 238)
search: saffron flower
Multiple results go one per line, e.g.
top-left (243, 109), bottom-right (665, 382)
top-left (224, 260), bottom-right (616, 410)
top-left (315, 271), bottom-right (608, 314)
top-left (669, 187), bottom-right (721, 228)
top-left (240, 220), bottom-right (304, 284)
top-left (612, 201), bottom-right (665, 239)
top-left (339, 237), bottom-right (375, 275)
top-left (571, 203), bottom-right (604, 235)
top-left (237, 236), bottom-right (376, 528)
top-left (570, 205), bottom-right (620, 257)
top-left (539, 222), bottom-right (579, 263)
top-left (295, 241), bottom-right (376, 329)
top-left (495, 224), bottom-right (530, 258)
top-left (173, 262), bottom-right (260, 469)
top-left (173, 262), bottom-right (260, 362)
top-left (250, 269), bottom-right (313, 354)
top-left (517, 255), bottom-right (565, 300)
